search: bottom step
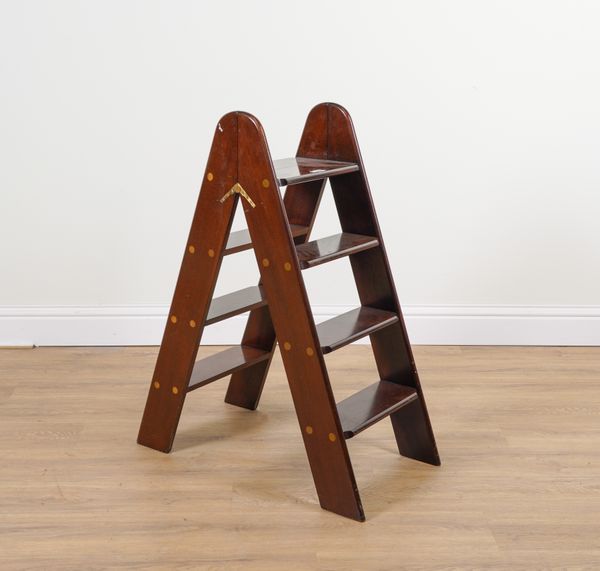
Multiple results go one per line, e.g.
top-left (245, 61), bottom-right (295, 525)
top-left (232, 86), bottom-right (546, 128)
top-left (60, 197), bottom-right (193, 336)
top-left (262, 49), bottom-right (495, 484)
top-left (337, 381), bottom-right (418, 439)
top-left (188, 346), bottom-right (270, 392)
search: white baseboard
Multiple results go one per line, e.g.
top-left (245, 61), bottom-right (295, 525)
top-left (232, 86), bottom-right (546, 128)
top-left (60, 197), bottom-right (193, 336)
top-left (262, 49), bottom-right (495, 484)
top-left (1, 304), bottom-right (600, 347)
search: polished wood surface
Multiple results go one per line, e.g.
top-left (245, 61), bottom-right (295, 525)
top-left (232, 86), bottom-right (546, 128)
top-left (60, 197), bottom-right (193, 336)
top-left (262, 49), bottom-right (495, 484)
top-left (273, 157), bottom-right (359, 185)
top-left (137, 103), bottom-right (439, 520)
top-left (235, 112), bottom-right (364, 521)
top-left (295, 232), bottom-right (379, 269)
top-left (1, 345), bottom-right (599, 569)
top-left (224, 151), bottom-right (328, 412)
top-left (325, 103), bottom-right (440, 467)
top-left (205, 286), bottom-right (266, 326)
top-left (137, 112), bottom-right (239, 453)
top-left (337, 380), bottom-right (418, 438)
top-left (188, 346), bottom-right (270, 391)
top-left (224, 224), bottom-right (309, 256)
top-left (316, 306), bottom-right (398, 353)
top-left (225, 120), bottom-right (331, 413)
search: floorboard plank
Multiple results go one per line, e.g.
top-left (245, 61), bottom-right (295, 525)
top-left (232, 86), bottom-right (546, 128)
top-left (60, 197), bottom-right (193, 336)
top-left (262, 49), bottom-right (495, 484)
top-left (1, 345), bottom-right (599, 569)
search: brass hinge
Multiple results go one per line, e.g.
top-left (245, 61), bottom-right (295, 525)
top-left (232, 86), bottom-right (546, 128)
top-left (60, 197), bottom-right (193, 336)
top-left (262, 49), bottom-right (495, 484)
top-left (219, 183), bottom-right (256, 208)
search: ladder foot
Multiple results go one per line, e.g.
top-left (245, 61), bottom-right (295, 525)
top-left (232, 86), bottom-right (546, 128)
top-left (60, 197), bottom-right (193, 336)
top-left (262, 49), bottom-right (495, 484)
top-left (224, 352), bottom-right (272, 410)
top-left (224, 305), bottom-right (275, 411)
top-left (223, 396), bottom-right (258, 411)
top-left (224, 381), bottom-right (262, 409)
top-left (320, 501), bottom-right (366, 522)
top-left (390, 400), bottom-right (441, 466)
top-left (137, 433), bottom-right (175, 454)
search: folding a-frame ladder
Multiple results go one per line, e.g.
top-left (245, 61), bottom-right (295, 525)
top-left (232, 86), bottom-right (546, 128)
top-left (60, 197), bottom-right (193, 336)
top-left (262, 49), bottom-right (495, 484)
top-left (138, 103), bottom-right (440, 521)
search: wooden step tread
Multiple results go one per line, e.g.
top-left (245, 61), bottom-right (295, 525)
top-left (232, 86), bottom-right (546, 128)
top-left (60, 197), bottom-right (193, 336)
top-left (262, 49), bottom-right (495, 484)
top-left (187, 346), bottom-right (270, 392)
top-left (205, 286), bottom-right (266, 326)
top-left (337, 381), bottom-right (418, 438)
top-left (317, 306), bottom-right (398, 354)
top-left (274, 157), bottom-right (359, 186)
top-left (296, 232), bottom-right (379, 269)
top-left (224, 224), bottom-right (309, 255)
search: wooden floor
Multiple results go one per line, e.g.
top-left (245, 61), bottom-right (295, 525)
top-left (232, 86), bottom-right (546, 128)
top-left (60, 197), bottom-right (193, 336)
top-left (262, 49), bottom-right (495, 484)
top-left (1, 346), bottom-right (599, 570)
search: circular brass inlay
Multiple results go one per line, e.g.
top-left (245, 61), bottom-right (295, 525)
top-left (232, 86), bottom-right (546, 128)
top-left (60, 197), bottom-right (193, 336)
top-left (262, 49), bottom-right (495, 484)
top-left (305, 425), bottom-right (313, 435)
top-left (188, 245), bottom-right (196, 254)
top-left (284, 262), bottom-right (292, 272)
top-left (262, 258), bottom-right (270, 267)
top-left (283, 341), bottom-right (292, 351)
top-left (328, 432), bottom-right (337, 442)
top-left (207, 172), bottom-right (214, 181)
top-left (153, 381), bottom-right (160, 390)
top-left (208, 249), bottom-right (215, 258)
top-left (170, 315), bottom-right (178, 324)
top-left (189, 320), bottom-right (196, 328)
top-left (306, 347), bottom-right (314, 357)
top-left (262, 179), bottom-right (270, 188)
top-left (172, 386), bottom-right (179, 395)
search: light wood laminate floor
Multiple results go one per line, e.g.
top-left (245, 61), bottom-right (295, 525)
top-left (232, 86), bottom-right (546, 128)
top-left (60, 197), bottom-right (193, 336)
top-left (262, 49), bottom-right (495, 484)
top-left (1, 346), bottom-right (599, 570)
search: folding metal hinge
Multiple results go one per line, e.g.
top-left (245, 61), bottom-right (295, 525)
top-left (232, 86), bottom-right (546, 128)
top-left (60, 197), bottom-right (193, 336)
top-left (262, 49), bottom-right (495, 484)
top-left (219, 182), bottom-right (256, 208)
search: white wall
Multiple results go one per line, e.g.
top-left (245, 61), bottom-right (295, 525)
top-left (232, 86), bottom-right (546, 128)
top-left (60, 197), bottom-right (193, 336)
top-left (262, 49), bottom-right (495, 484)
top-left (1, 0), bottom-right (600, 345)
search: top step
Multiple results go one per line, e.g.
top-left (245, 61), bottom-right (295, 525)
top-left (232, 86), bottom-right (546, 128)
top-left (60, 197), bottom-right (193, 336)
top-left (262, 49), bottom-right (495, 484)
top-left (273, 157), bottom-right (359, 186)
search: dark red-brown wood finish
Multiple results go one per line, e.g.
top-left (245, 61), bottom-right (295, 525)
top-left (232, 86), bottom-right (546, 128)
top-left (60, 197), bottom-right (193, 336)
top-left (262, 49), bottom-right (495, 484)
top-left (324, 104), bottom-right (440, 466)
top-left (235, 112), bottom-right (364, 521)
top-left (137, 103), bottom-right (440, 521)
top-left (224, 108), bottom-right (330, 412)
top-left (137, 112), bottom-right (239, 453)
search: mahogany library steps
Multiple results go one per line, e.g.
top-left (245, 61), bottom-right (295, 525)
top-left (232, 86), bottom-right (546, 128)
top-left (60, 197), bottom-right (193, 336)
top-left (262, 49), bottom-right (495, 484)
top-left (137, 102), bottom-right (440, 521)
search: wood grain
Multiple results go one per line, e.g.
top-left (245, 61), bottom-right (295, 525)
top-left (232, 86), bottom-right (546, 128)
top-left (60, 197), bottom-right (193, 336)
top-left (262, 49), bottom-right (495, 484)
top-left (224, 224), bottom-right (309, 256)
top-left (273, 156), bottom-right (359, 185)
top-left (136, 103), bottom-right (438, 520)
top-left (205, 286), bottom-right (266, 326)
top-left (188, 346), bottom-right (270, 391)
top-left (1, 345), bottom-right (599, 569)
top-left (324, 102), bottom-right (440, 466)
top-left (137, 112), bottom-right (239, 453)
top-left (316, 306), bottom-right (398, 353)
top-left (337, 380), bottom-right (418, 438)
top-left (236, 112), bottom-right (364, 521)
top-left (295, 232), bottom-right (379, 269)
top-left (223, 111), bottom-right (330, 412)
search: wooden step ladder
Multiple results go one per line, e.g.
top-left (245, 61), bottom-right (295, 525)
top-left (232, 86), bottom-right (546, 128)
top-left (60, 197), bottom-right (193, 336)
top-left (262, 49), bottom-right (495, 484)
top-left (137, 102), bottom-right (440, 521)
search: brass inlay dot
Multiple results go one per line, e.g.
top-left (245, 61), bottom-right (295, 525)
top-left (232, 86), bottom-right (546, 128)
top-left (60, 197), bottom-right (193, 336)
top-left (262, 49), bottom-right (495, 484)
top-left (262, 258), bottom-right (270, 267)
top-left (207, 172), bottom-right (214, 181)
top-left (189, 320), bottom-right (196, 328)
top-left (208, 248), bottom-right (215, 258)
top-left (284, 262), bottom-right (292, 272)
top-left (188, 245), bottom-right (195, 254)
top-left (328, 432), bottom-right (337, 442)
top-left (306, 347), bottom-right (314, 357)
top-left (305, 425), bottom-right (313, 435)
top-left (283, 341), bottom-right (292, 351)
top-left (262, 179), bottom-right (270, 188)
top-left (170, 315), bottom-right (178, 324)
top-left (172, 386), bottom-right (179, 395)
top-left (153, 381), bottom-right (160, 389)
